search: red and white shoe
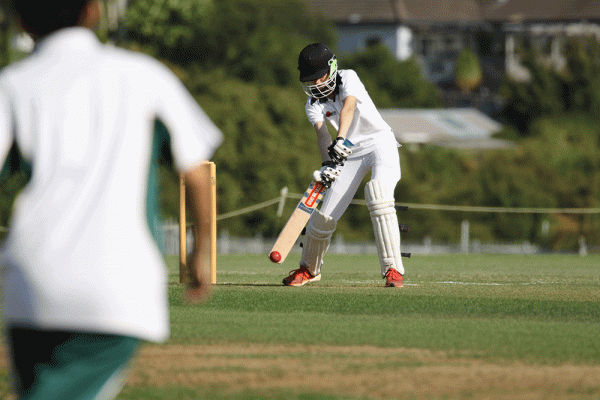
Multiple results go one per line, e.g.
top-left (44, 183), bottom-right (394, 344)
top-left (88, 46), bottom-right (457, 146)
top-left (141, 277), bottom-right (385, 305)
top-left (385, 268), bottom-right (404, 287)
top-left (282, 266), bottom-right (321, 286)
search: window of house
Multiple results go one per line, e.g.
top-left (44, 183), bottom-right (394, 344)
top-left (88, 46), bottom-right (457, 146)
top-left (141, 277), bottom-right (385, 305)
top-left (476, 31), bottom-right (495, 56)
top-left (534, 35), bottom-right (553, 56)
top-left (366, 37), bottom-right (382, 48)
top-left (422, 38), bottom-right (433, 56)
top-left (445, 35), bottom-right (462, 51)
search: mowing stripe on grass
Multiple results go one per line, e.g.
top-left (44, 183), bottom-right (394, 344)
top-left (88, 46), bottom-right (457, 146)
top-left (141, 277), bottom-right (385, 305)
top-left (169, 285), bottom-right (600, 322)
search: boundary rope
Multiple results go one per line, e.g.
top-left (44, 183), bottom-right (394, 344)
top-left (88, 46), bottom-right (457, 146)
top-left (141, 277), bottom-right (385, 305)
top-left (216, 198), bottom-right (282, 221)
top-left (214, 191), bottom-right (600, 221)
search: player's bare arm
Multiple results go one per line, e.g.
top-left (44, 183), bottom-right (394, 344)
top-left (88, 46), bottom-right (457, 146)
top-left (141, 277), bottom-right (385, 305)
top-left (336, 95), bottom-right (357, 140)
top-left (183, 163), bottom-right (213, 303)
top-left (314, 121), bottom-right (332, 163)
top-left (325, 95), bottom-right (356, 165)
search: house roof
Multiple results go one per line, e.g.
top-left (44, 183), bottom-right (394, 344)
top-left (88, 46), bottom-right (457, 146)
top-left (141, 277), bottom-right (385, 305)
top-left (307, 0), bottom-right (600, 25)
top-left (485, 0), bottom-right (600, 23)
top-left (379, 108), bottom-right (513, 149)
top-left (307, 0), bottom-right (484, 25)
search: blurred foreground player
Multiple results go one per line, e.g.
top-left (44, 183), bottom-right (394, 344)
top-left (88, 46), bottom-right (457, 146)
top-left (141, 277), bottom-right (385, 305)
top-left (0, 0), bottom-right (223, 398)
top-left (283, 43), bottom-right (405, 288)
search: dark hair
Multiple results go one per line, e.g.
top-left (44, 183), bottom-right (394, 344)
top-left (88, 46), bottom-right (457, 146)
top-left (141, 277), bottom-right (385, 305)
top-left (8, 0), bottom-right (90, 37)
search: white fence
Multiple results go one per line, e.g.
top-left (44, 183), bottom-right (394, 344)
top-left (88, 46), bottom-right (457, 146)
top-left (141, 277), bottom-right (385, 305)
top-left (160, 224), bottom-right (546, 256)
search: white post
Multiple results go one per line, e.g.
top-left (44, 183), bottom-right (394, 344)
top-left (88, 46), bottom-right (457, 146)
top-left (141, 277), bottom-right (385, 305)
top-left (423, 235), bottom-right (432, 255)
top-left (506, 34), bottom-right (515, 79)
top-left (579, 236), bottom-right (588, 257)
top-left (179, 173), bottom-right (186, 283)
top-left (541, 220), bottom-right (550, 237)
top-left (277, 187), bottom-right (288, 217)
top-left (220, 230), bottom-right (230, 255)
top-left (461, 220), bottom-right (470, 254)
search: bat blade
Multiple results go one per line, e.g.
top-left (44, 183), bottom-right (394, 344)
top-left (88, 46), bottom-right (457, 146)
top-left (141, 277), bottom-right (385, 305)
top-left (269, 139), bottom-right (353, 265)
top-left (269, 181), bottom-right (327, 264)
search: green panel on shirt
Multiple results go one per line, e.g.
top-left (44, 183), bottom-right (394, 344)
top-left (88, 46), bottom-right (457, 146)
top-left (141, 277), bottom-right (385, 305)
top-left (0, 141), bottom-right (32, 180)
top-left (147, 119), bottom-right (173, 253)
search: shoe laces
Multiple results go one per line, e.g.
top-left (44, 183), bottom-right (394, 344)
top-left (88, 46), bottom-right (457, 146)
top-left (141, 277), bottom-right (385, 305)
top-left (288, 266), bottom-right (311, 278)
top-left (386, 268), bottom-right (401, 280)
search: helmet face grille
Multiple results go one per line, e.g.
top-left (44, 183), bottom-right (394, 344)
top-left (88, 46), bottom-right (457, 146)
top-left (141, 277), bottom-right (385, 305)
top-left (301, 58), bottom-right (338, 98)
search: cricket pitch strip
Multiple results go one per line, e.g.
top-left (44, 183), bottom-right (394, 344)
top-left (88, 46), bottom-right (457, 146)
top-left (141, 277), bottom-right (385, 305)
top-left (2, 343), bottom-right (599, 399)
top-left (125, 343), bottom-right (600, 399)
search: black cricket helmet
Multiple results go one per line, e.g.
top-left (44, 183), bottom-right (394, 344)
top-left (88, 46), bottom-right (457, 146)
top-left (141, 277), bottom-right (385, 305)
top-left (298, 43), bottom-right (338, 98)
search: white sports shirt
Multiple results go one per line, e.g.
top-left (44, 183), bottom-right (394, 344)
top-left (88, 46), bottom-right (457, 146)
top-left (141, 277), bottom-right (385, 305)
top-left (0, 28), bottom-right (223, 342)
top-left (305, 69), bottom-right (395, 156)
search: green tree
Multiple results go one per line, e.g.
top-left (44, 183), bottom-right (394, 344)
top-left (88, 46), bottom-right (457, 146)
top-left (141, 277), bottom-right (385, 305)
top-left (499, 37), bottom-right (600, 135)
top-left (126, 0), bottom-right (334, 85)
top-left (0, 19), bottom-right (8, 69)
top-left (460, 114), bottom-right (600, 249)
top-left (525, 114), bottom-right (600, 249)
top-left (455, 47), bottom-right (482, 93)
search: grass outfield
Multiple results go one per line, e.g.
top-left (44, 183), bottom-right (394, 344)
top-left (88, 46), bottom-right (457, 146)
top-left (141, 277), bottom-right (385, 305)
top-left (2, 253), bottom-right (600, 399)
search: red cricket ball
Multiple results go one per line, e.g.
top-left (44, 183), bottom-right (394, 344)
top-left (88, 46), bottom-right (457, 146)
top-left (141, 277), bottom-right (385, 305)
top-left (269, 251), bottom-right (282, 263)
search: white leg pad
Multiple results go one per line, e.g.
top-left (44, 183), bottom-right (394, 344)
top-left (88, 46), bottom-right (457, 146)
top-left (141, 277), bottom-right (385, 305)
top-left (300, 209), bottom-right (336, 276)
top-left (365, 179), bottom-right (404, 276)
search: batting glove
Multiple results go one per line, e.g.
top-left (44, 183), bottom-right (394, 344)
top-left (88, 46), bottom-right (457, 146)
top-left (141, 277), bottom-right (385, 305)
top-left (327, 137), bottom-right (352, 166)
top-left (313, 161), bottom-right (340, 188)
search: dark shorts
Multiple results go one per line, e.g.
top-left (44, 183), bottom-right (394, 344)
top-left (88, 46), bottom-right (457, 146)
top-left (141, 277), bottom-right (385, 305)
top-left (7, 326), bottom-right (139, 400)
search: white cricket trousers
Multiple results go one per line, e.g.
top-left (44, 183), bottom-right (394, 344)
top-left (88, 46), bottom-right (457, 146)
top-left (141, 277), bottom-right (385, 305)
top-left (320, 133), bottom-right (401, 221)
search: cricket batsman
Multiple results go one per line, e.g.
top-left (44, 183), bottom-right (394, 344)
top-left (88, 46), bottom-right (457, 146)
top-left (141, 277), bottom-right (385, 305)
top-left (282, 43), bottom-right (405, 287)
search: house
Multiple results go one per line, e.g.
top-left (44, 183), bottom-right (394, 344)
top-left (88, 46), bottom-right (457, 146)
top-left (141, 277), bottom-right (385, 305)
top-left (307, 0), bottom-right (600, 88)
top-left (485, 0), bottom-right (600, 81)
top-left (307, 0), bottom-right (487, 86)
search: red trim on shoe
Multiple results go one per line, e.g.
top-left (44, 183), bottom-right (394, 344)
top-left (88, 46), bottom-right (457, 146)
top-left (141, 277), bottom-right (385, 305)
top-left (385, 268), bottom-right (403, 288)
top-left (282, 266), bottom-right (321, 286)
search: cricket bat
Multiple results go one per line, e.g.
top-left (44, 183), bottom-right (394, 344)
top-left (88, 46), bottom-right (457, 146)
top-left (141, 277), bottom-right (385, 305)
top-left (268, 139), bottom-right (353, 264)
